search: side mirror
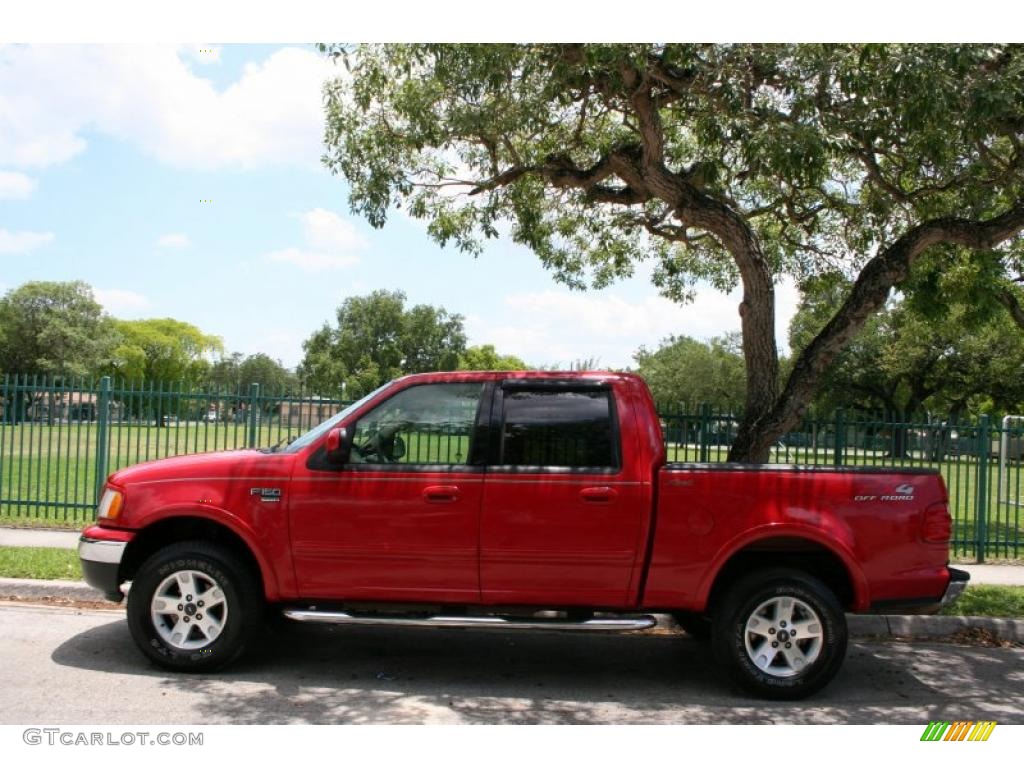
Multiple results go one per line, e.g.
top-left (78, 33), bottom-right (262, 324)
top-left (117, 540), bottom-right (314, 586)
top-left (325, 427), bottom-right (350, 465)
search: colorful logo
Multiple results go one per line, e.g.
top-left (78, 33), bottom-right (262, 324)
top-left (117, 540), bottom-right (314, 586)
top-left (921, 721), bottom-right (996, 741)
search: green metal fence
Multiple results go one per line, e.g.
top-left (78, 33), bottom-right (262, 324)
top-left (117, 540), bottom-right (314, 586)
top-left (1, 375), bottom-right (1021, 560)
top-left (0, 374), bottom-right (349, 525)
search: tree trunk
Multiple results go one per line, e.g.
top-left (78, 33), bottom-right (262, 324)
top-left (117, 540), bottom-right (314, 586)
top-left (725, 205), bottom-right (1024, 462)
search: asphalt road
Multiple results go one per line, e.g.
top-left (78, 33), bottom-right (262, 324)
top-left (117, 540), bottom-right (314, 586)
top-left (1, 603), bottom-right (1021, 725)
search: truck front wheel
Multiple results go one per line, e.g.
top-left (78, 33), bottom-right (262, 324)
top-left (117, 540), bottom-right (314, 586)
top-left (711, 568), bottom-right (847, 700)
top-left (127, 541), bottom-right (261, 672)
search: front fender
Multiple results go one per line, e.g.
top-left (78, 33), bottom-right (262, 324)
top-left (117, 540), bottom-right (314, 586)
top-left (131, 504), bottom-right (285, 602)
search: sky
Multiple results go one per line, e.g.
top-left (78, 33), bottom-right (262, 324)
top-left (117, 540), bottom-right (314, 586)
top-left (0, 43), bottom-right (801, 371)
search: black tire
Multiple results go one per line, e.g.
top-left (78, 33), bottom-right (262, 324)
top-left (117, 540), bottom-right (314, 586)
top-left (671, 611), bottom-right (711, 642)
top-left (127, 540), bottom-right (262, 672)
top-left (711, 568), bottom-right (847, 700)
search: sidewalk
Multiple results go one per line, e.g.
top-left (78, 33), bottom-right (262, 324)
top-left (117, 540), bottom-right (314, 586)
top-left (1, 526), bottom-right (1023, 586)
top-left (0, 527), bottom-right (81, 549)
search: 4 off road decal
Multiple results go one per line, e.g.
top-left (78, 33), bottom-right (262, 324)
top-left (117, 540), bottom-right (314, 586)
top-left (920, 721), bottom-right (996, 741)
top-left (855, 483), bottom-right (917, 503)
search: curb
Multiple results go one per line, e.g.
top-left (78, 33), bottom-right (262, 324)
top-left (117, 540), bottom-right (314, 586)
top-left (846, 614), bottom-right (1024, 642)
top-left (0, 577), bottom-right (114, 602)
top-left (0, 577), bottom-right (1020, 643)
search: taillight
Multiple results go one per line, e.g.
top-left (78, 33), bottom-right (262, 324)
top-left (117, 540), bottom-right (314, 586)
top-left (921, 502), bottom-right (951, 544)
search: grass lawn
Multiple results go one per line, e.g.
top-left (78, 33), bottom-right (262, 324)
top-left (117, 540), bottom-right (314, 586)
top-left (938, 585), bottom-right (1024, 617)
top-left (0, 546), bottom-right (82, 580)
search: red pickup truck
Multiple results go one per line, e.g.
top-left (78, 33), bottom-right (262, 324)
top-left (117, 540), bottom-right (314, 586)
top-left (78, 371), bottom-right (967, 699)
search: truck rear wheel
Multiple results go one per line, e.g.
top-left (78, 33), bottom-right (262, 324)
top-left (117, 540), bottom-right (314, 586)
top-left (127, 541), bottom-right (261, 672)
top-left (711, 568), bottom-right (847, 700)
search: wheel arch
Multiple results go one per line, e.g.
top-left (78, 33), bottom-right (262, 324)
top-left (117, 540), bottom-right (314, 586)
top-left (698, 534), bottom-right (868, 615)
top-left (120, 514), bottom-right (277, 601)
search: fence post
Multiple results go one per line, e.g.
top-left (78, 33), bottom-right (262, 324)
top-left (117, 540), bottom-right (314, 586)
top-left (95, 376), bottom-right (111, 503)
top-left (833, 408), bottom-right (846, 466)
top-left (976, 414), bottom-right (990, 564)
top-left (247, 383), bottom-right (260, 448)
top-left (698, 402), bottom-right (711, 463)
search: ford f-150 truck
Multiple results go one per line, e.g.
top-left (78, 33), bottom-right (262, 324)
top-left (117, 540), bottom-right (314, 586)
top-left (78, 371), bottom-right (968, 698)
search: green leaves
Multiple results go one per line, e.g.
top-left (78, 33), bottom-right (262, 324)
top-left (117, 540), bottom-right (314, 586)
top-left (324, 44), bottom-right (1023, 298)
top-left (633, 334), bottom-right (746, 410)
top-left (297, 290), bottom-right (467, 397)
top-left (0, 281), bottom-right (117, 378)
top-left (107, 318), bottom-right (223, 384)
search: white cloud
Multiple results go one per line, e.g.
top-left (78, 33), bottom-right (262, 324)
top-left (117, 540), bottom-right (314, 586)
top-left (265, 247), bottom-right (360, 273)
top-left (157, 233), bottom-right (191, 249)
top-left (0, 228), bottom-right (54, 253)
top-left (0, 45), bottom-right (342, 170)
top-left (299, 208), bottom-right (366, 253)
top-left (263, 207), bottom-right (365, 273)
top-left (466, 277), bottom-right (801, 369)
top-left (93, 288), bottom-right (151, 315)
top-left (0, 170), bottom-right (36, 199)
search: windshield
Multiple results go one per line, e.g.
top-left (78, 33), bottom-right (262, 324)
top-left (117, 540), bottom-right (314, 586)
top-left (280, 382), bottom-right (393, 454)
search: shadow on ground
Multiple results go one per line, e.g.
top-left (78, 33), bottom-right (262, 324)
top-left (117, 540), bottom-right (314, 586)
top-left (51, 618), bottom-right (1024, 724)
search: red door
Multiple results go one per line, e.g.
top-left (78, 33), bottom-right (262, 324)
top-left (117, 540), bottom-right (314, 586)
top-left (289, 381), bottom-right (486, 602)
top-left (480, 383), bottom-right (650, 607)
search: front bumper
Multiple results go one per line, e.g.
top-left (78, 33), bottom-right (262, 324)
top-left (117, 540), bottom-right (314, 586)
top-left (78, 531), bottom-right (132, 602)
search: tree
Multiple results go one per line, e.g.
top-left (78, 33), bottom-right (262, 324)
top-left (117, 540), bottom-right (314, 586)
top-left (208, 352), bottom-right (245, 391)
top-left (457, 344), bottom-right (529, 370)
top-left (790, 274), bottom-right (1024, 429)
top-left (107, 318), bottom-right (223, 384)
top-left (298, 289), bottom-right (467, 396)
top-left (0, 281), bottom-right (117, 378)
top-left (322, 43), bottom-right (1024, 460)
top-left (633, 333), bottom-right (746, 409)
top-left (238, 353), bottom-right (297, 394)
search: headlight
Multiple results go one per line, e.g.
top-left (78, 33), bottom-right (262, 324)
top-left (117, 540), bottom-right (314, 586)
top-left (97, 488), bottom-right (124, 521)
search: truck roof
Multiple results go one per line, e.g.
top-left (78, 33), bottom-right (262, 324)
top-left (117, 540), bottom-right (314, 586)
top-left (392, 370), bottom-right (644, 385)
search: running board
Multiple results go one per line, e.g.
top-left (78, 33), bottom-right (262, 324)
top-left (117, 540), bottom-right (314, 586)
top-left (282, 609), bottom-right (657, 632)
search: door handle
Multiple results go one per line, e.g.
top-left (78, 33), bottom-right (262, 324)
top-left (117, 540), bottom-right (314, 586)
top-left (580, 486), bottom-right (617, 503)
top-left (423, 485), bottom-right (461, 503)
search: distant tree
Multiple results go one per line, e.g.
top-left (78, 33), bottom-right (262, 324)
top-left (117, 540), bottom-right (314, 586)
top-left (298, 289), bottom-right (467, 396)
top-left (457, 344), bottom-right (529, 371)
top-left (238, 353), bottom-right (297, 394)
top-left (208, 352), bottom-right (245, 391)
top-left (106, 318), bottom-right (223, 384)
top-left (323, 43), bottom-right (1024, 461)
top-left (0, 281), bottom-right (116, 378)
top-left (633, 334), bottom-right (746, 409)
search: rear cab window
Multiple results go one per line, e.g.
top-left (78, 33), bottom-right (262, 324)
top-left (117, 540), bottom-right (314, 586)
top-left (496, 385), bottom-right (620, 470)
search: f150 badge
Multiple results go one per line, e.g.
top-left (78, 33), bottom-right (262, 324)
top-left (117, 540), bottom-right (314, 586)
top-left (855, 483), bottom-right (916, 502)
top-left (250, 487), bottom-right (282, 502)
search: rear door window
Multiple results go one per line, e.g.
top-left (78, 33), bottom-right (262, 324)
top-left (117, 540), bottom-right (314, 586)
top-left (499, 388), bottom-right (618, 469)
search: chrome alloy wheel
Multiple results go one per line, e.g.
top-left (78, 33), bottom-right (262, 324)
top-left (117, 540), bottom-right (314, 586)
top-left (150, 569), bottom-right (228, 650)
top-left (742, 596), bottom-right (824, 678)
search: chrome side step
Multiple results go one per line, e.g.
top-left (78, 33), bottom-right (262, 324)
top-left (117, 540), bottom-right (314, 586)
top-left (282, 609), bottom-right (657, 632)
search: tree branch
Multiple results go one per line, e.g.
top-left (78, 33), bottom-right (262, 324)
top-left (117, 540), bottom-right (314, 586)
top-left (995, 285), bottom-right (1024, 330)
top-left (763, 201), bottom-right (1024, 439)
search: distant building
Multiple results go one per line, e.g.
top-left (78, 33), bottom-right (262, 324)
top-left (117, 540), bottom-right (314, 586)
top-left (278, 397), bottom-right (338, 429)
